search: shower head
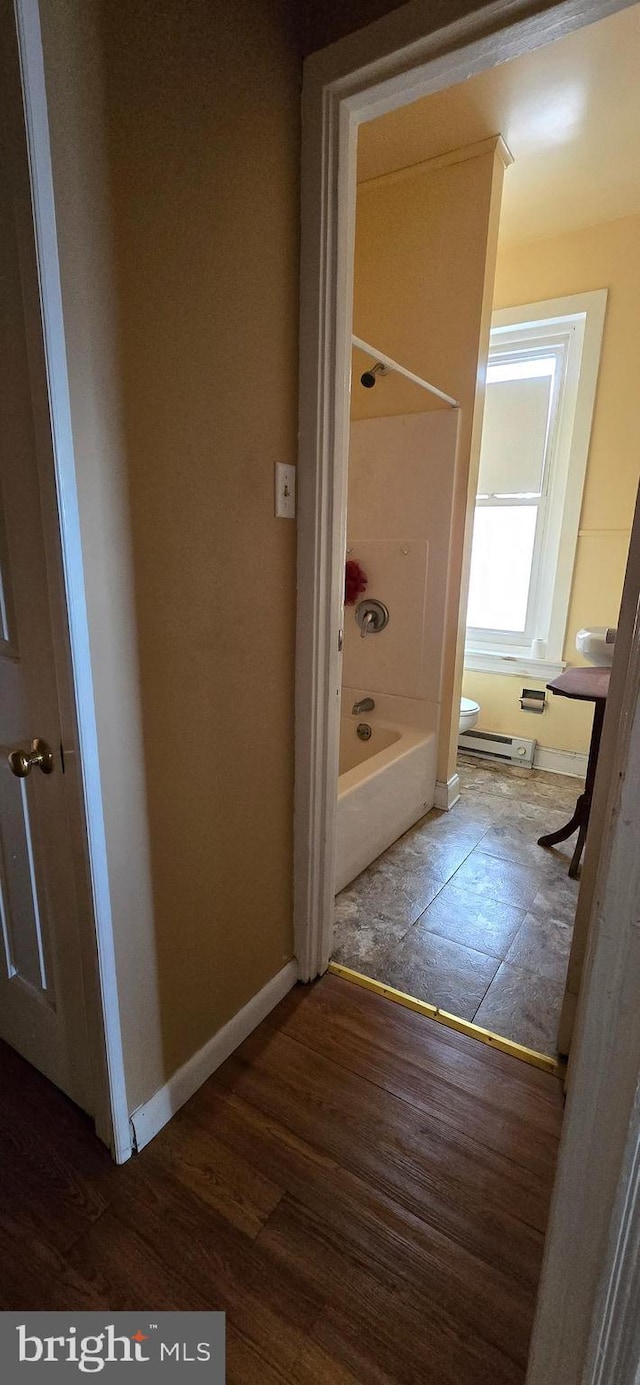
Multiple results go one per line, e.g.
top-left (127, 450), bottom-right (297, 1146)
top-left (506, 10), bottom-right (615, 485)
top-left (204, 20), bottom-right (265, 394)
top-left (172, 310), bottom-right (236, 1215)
top-left (360, 361), bottom-right (389, 389)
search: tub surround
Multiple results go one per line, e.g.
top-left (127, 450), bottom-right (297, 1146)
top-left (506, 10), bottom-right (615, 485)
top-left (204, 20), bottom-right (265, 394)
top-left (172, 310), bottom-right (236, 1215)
top-left (344, 410), bottom-right (458, 744)
top-left (343, 536), bottom-right (431, 699)
top-left (338, 407), bottom-right (458, 885)
top-left (342, 687), bottom-right (438, 731)
top-left (353, 141), bottom-right (509, 788)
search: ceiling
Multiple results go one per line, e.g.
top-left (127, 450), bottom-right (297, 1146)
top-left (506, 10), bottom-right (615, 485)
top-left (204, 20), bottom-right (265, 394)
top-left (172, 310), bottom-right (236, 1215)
top-left (357, 3), bottom-right (640, 245)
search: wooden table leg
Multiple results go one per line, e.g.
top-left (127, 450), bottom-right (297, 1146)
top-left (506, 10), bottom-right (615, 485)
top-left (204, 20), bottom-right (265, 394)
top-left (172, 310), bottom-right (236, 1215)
top-left (537, 700), bottom-right (606, 877)
top-left (569, 819), bottom-right (589, 880)
top-left (537, 796), bottom-right (588, 850)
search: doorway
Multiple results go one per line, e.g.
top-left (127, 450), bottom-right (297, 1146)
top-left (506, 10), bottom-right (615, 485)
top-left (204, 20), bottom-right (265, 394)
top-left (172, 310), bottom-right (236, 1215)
top-left (295, 4), bottom-right (640, 1377)
top-left (299, 0), bottom-right (640, 1066)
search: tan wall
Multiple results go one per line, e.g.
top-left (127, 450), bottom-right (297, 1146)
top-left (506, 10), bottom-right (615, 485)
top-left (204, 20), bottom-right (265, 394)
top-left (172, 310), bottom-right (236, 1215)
top-left (462, 212), bottom-right (640, 754)
top-left (41, 0), bottom-right (299, 1112)
top-left (353, 143), bottom-right (506, 782)
top-left (99, 0), bottom-right (299, 1089)
top-left (293, 0), bottom-right (406, 54)
top-left (294, 0), bottom-right (562, 56)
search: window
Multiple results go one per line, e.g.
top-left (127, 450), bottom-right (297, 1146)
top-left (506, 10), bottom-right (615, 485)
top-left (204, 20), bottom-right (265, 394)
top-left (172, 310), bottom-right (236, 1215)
top-left (465, 291), bottom-right (607, 677)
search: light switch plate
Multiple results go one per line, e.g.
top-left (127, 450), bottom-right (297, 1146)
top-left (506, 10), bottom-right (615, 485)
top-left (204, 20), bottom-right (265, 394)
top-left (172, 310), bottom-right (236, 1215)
top-left (274, 462), bottom-right (296, 519)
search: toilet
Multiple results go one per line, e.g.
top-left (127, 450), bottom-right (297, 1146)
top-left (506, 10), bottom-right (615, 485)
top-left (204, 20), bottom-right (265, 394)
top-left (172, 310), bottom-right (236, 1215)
top-left (459, 696), bottom-right (480, 734)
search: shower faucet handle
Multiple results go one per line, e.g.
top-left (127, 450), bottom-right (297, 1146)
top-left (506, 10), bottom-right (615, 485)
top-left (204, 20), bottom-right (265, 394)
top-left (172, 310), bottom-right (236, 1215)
top-left (355, 599), bottom-right (389, 638)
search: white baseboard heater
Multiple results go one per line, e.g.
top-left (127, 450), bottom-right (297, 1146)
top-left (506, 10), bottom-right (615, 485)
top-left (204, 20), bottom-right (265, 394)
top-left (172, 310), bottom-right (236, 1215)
top-left (458, 730), bottom-right (536, 768)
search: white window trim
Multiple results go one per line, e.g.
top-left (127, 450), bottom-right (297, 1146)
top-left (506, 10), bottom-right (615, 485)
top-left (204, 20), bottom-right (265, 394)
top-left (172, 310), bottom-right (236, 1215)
top-left (464, 650), bottom-right (565, 679)
top-left (465, 289), bottom-right (607, 675)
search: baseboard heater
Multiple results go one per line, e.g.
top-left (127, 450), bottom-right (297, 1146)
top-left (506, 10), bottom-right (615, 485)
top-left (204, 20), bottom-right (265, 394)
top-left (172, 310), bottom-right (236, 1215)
top-left (458, 729), bottom-right (536, 768)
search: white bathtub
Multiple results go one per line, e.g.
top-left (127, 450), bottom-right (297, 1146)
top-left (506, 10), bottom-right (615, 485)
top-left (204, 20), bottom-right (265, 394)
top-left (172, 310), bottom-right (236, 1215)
top-left (336, 717), bottom-right (437, 893)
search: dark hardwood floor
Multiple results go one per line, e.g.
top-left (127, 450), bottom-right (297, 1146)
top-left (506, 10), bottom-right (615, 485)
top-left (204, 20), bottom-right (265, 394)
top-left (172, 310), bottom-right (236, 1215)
top-left (0, 974), bottom-right (564, 1383)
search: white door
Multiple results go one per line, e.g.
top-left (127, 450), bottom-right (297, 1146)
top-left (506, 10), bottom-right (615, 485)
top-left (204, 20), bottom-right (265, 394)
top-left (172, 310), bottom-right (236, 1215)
top-left (0, 25), bottom-right (93, 1112)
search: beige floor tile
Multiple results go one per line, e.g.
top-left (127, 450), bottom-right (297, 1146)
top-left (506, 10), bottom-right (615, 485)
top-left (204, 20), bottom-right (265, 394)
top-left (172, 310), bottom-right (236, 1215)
top-left (384, 826), bottom-right (481, 888)
top-left (333, 758), bottom-right (581, 1055)
top-left (417, 882), bottom-right (525, 959)
top-left (449, 849), bottom-right (544, 911)
top-left (474, 963), bottom-right (565, 1056)
top-left (505, 912), bottom-right (573, 985)
top-left (479, 820), bottom-right (575, 871)
top-left (382, 926), bottom-right (499, 1020)
top-left (335, 861), bottom-right (425, 939)
top-left (529, 873), bottom-right (580, 926)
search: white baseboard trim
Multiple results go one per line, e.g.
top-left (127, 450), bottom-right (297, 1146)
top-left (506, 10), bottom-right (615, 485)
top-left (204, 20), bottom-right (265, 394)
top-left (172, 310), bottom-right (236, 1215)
top-left (534, 746), bottom-right (588, 779)
top-left (434, 774), bottom-right (461, 810)
top-left (129, 959), bottom-right (298, 1153)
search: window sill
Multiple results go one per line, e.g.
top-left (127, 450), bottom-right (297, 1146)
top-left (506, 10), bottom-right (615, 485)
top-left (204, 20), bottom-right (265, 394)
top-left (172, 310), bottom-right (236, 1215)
top-left (464, 649), bottom-right (566, 680)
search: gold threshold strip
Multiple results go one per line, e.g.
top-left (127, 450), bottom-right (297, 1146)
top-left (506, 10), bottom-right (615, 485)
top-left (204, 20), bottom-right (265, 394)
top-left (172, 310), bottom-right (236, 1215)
top-left (328, 961), bottom-right (565, 1077)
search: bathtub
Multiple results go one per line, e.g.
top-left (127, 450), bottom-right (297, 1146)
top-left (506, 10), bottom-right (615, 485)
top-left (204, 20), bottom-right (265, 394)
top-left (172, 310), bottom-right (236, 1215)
top-left (336, 717), bottom-right (437, 893)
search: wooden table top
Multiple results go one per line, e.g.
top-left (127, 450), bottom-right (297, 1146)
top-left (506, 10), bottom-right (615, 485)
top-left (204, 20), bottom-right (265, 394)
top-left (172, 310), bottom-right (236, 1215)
top-left (547, 666), bottom-right (611, 703)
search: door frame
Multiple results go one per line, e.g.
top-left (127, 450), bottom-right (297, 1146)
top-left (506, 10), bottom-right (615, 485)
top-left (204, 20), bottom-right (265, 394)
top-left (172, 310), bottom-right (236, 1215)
top-left (295, 0), bottom-right (640, 1380)
top-left (294, 0), bottom-right (631, 979)
top-left (11, 0), bottom-right (129, 1162)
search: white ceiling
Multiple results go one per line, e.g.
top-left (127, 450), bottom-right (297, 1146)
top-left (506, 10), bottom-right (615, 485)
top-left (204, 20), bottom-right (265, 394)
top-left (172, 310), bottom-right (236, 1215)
top-left (357, 3), bottom-right (640, 245)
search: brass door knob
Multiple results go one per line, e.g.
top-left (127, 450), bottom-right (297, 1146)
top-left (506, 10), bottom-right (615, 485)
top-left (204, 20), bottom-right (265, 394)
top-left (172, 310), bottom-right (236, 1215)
top-left (8, 738), bottom-right (54, 778)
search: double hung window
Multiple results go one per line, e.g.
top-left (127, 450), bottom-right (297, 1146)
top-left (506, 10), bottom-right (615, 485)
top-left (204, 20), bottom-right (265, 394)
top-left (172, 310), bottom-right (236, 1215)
top-left (465, 292), bottom-right (606, 676)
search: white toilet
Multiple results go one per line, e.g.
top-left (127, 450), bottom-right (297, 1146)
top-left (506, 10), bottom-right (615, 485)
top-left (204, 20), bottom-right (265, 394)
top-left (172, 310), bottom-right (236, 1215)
top-left (459, 696), bottom-right (480, 734)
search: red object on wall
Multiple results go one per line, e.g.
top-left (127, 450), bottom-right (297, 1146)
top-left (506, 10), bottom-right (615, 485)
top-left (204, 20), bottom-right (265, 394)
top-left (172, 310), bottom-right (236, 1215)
top-left (345, 558), bottom-right (368, 606)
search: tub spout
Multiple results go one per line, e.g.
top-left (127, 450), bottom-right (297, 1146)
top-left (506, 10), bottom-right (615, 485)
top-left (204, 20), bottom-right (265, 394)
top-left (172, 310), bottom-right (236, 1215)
top-left (352, 697), bottom-right (375, 715)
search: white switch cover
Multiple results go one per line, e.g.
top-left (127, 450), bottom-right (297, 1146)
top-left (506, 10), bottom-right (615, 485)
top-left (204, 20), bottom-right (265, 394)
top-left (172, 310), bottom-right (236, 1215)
top-left (275, 462), bottom-right (296, 519)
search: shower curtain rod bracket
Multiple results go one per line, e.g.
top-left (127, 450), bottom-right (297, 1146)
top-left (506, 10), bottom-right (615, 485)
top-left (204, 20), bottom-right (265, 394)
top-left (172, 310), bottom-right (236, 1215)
top-left (352, 335), bottom-right (459, 409)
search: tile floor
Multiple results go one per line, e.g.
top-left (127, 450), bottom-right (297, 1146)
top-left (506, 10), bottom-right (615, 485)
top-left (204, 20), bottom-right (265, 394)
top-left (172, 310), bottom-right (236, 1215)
top-left (333, 757), bottom-right (583, 1056)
